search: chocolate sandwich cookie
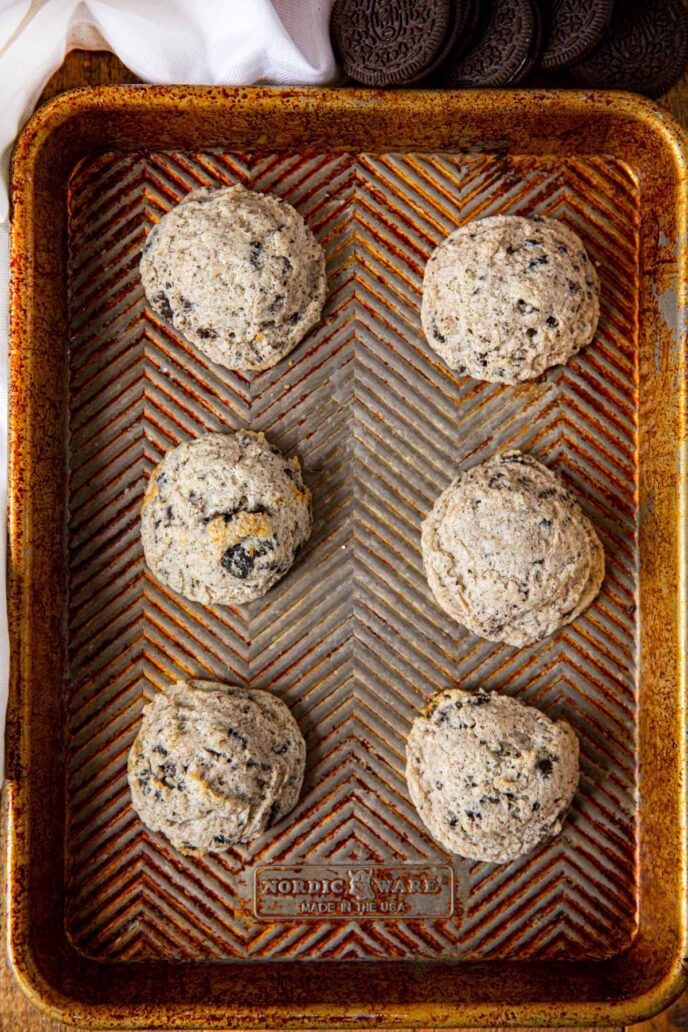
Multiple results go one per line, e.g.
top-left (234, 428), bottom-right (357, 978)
top-left (514, 0), bottom-right (543, 84)
top-left (569, 0), bottom-right (688, 98)
top-left (418, 0), bottom-right (478, 84)
top-left (538, 0), bottom-right (613, 72)
top-left (453, 0), bottom-right (480, 55)
top-left (444, 0), bottom-right (537, 88)
top-left (331, 0), bottom-right (453, 87)
top-left (428, 0), bottom-right (481, 85)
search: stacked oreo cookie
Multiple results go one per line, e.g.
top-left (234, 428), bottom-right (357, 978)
top-left (331, 0), bottom-right (473, 86)
top-left (567, 0), bottom-right (688, 98)
top-left (331, 0), bottom-right (540, 88)
top-left (331, 0), bottom-right (688, 98)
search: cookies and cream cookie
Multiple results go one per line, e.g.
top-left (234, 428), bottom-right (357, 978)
top-left (141, 431), bottom-right (311, 606)
top-left (128, 680), bottom-right (306, 854)
top-left (421, 215), bottom-right (599, 383)
top-left (406, 687), bottom-right (579, 863)
top-left (421, 451), bottom-right (604, 647)
top-left (140, 184), bottom-right (326, 370)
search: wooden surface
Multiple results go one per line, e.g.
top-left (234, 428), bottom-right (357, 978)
top-left (2, 47), bottom-right (688, 1032)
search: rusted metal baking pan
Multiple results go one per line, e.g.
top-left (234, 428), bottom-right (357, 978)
top-left (6, 86), bottom-right (688, 1028)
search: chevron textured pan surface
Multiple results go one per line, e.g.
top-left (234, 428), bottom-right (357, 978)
top-left (64, 148), bottom-right (639, 963)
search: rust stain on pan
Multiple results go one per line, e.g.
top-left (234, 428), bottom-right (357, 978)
top-left (4, 86), bottom-right (688, 1027)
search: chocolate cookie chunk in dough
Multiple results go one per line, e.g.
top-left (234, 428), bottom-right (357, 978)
top-left (406, 688), bottom-right (579, 863)
top-left (331, 0), bottom-right (452, 86)
top-left (444, 0), bottom-right (536, 87)
top-left (421, 215), bottom-right (599, 383)
top-left (569, 0), bottom-right (688, 98)
top-left (538, 0), bottom-right (613, 72)
top-left (141, 432), bottom-right (312, 606)
top-left (421, 451), bottom-right (605, 647)
top-left (128, 680), bottom-right (306, 854)
top-left (140, 184), bottom-right (326, 371)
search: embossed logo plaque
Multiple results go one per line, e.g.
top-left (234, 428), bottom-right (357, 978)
top-left (255, 864), bottom-right (454, 920)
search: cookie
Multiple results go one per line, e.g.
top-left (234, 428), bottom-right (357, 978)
top-left (569, 0), bottom-right (688, 98)
top-left (406, 688), bottom-right (579, 863)
top-left (331, 0), bottom-right (452, 87)
top-left (538, 0), bottom-right (613, 72)
top-left (515, 0), bottom-right (543, 84)
top-left (128, 680), bottom-right (306, 855)
top-left (421, 451), bottom-right (605, 648)
top-left (140, 184), bottom-right (326, 371)
top-left (418, 0), bottom-right (478, 83)
top-left (141, 432), bottom-right (312, 606)
top-left (444, 0), bottom-right (536, 87)
top-left (421, 215), bottom-right (600, 383)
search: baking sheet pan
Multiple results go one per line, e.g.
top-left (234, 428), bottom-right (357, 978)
top-left (5, 86), bottom-right (688, 1028)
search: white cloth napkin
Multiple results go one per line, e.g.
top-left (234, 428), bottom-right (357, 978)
top-left (0, 0), bottom-right (337, 776)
